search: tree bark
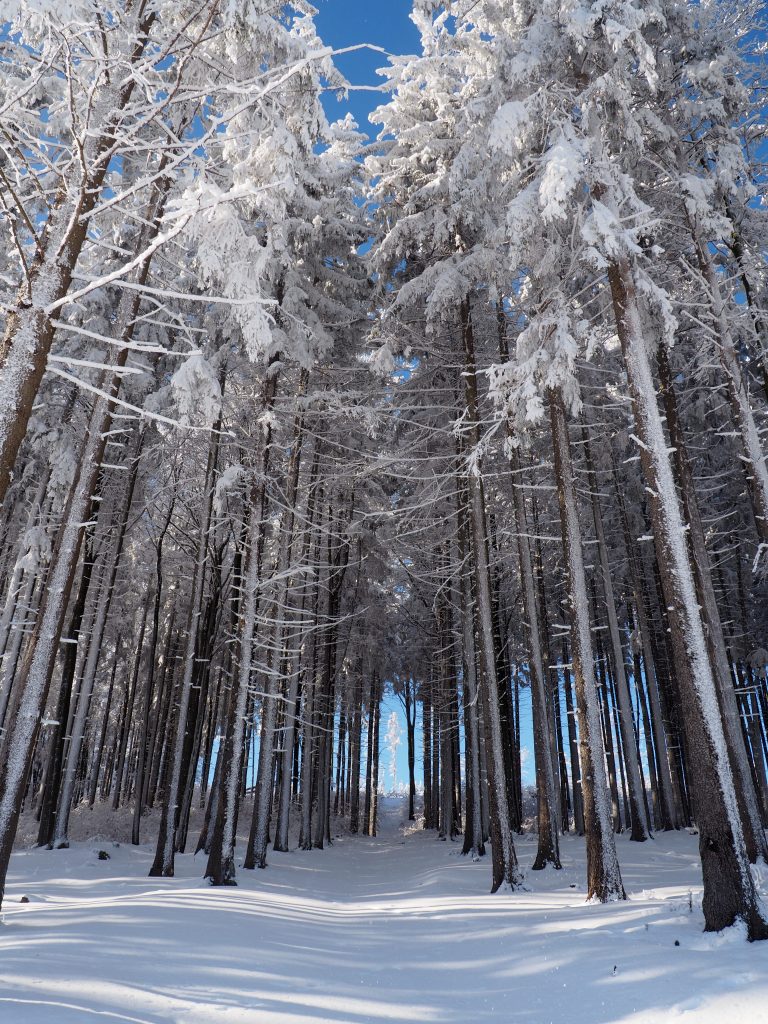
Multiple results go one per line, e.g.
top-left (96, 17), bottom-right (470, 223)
top-left (460, 298), bottom-right (521, 891)
top-left (549, 389), bottom-right (625, 902)
top-left (582, 426), bottom-right (648, 842)
top-left (510, 446), bottom-right (561, 867)
top-left (150, 417), bottom-right (221, 877)
top-left (607, 256), bottom-right (767, 937)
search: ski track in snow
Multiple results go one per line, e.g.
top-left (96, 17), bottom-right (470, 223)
top-left (1, 798), bottom-right (767, 1024)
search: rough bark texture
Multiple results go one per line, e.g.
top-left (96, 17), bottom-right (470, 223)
top-left (549, 389), bottom-right (626, 903)
top-left (510, 446), bottom-right (561, 868)
top-left (607, 258), bottom-right (767, 938)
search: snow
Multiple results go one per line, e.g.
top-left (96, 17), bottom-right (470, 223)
top-left (538, 135), bottom-right (588, 224)
top-left (487, 101), bottom-right (529, 156)
top-left (169, 355), bottom-right (222, 428)
top-left (3, 797), bottom-right (768, 1024)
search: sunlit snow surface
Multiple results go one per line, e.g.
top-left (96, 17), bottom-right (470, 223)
top-left (2, 798), bottom-right (767, 1023)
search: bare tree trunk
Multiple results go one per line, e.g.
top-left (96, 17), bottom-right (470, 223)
top-left (369, 676), bottom-right (381, 837)
top-left (274, 447), bottom-right (321, 852)
top-left (204, 521), bottom-right (258, 882)
top-left (549, 389), bottom-right (625, 902)
top-left (656, 343), bottom-right (767, 862)
top-left (509, 446), bottom-right (562, 867)
top-left (613, 459), bottom-right (682, 830)
top-left (0, 493), bottom-right (53, 733)
top-left (348, 673), bottom-right (364, 834)
top-left (561, 646), bottom-right (584, 835)
top-left (0, 470), bottom-right (50, 672)
top-left (422, 686), bottom-right (433, 829)
top-left (111, 598), bottom-right (150, 811)
top-left (85, 640), bottom-right (120, 809)
top-left (460, 298), bottom-right (521, 891)
top-left (150, 421), bottom-right (220, 877)
top-left (436, 585), bottom-right (457, 842)
top-left (455, 480), bottom-right (485, 858)
top-left (363, 675), bottom-right (376, 837)
top-left (145, 620), bottom-right (178, 809)
top-left (0, 351), bottom-right (135, 907)
top-left (582, 427), bottom-right (648, 842)
top-left (245, 379), bottom-right (308, 867)
top-left (403, 679), bottom-right (417, 822)
top-left (55, 433), bottom-right (143, 847)
top-left (131, 496), bottom-right (174, 846)
top-left (36, 530), bottom-right (97, 848)
top-left (606, 255), bottom-right (767, 937)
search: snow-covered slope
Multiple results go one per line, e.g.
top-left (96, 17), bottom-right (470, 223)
top-left (1, 798), bottom-right (767, 1023)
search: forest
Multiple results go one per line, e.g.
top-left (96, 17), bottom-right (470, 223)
top-left (0, 1), bottom-right (767, 1021)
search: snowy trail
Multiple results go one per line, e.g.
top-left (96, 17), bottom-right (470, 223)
top-left (1, 798), bottom-right (767, 1024)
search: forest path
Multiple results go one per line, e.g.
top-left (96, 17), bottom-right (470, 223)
top-left (1, 799), bottom-right (767, 1023)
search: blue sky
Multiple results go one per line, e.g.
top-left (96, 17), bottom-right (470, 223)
top-left (314, 0), bottom-right (420, 137)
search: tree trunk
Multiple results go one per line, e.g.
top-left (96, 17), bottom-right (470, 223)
top-left (607, 256), bottom-right (767, 937)
top-left (460, 298), bottom-right (521, 891)
top-left (348, 674), bottom-right (364, 834)
top-left (0, 356), bottom-right (134, 907)
top-left (369, 677), bottom-right (381, 837)
top-left (549, 389), bottom-right (625, 902)
top-left (111, 598), bottom-right (150, 811)
top-left (131, 509), bottom-right (172, 846)
top-left (150, 417), bottom-right (221, 878)
top-left (562, 647), bottom-right (584, 835)
top-left (613, 458), bottom-right (682, 830)
top-left (509, 447), bottom-right (561, 866)
top-left (55, 432), bottom-right (143, 847)
top-left (85, 640), bottom-right (120, 809)
top-left (422, 687), bottom-right (433, 829)
top-left (582, 426), bottom-right (649, 842)
top-left (36, 530), bottom-right (96, 848)
top-left (244, 378), bottom-right (308, 868)
top-left (656, 342), bottom-right (767, 862)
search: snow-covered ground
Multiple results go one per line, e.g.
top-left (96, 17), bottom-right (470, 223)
top-left (1, 798), bottom-right (767, 1023)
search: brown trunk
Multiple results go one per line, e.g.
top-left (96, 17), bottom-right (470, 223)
top-left (549, 389), bottom-right (625, 902)
top-left (607, 257), bottom-right (767, 937)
